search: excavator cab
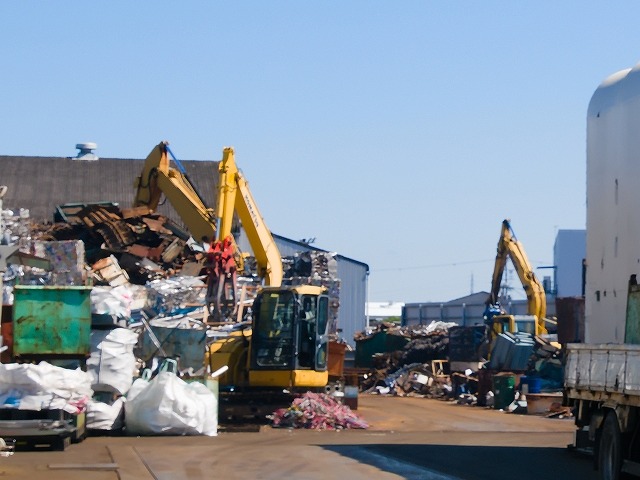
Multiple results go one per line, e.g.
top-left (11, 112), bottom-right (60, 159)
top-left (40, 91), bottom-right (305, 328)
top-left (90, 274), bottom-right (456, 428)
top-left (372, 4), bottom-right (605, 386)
top-left (248, 285), bottom-right (329, 388)
top-left (490, 314), bottom-right (538, 338)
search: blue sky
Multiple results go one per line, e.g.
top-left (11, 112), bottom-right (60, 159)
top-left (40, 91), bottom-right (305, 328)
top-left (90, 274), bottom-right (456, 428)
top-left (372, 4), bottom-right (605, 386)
top-left (1, 2), bottom-right (638, 302)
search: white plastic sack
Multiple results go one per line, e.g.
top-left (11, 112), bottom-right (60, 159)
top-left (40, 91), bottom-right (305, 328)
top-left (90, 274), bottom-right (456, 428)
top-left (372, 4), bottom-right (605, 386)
top-left (125, 370), bottom-right (217, 436)
top-left (86, 398), bottom-right (125, 431)
top-left (0, 362), bottom-right (92, 413)
top-left (91, 285), bottom-right (136, 318)
top-left (87, 328), bottom-right (139, 395)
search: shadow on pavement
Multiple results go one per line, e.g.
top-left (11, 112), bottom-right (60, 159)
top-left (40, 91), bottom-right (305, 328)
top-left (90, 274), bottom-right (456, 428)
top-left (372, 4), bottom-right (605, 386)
top-left (321, 444), bottom-right (598, 480)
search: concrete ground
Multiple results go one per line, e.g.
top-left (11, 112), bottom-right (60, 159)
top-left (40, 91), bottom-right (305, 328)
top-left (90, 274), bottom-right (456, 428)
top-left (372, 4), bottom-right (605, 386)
top-left (0, 395), bottom-right (597, 480)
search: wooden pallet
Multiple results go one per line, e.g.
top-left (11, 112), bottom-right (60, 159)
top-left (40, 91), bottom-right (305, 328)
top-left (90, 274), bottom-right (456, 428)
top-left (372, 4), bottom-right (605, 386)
top-left (0, 420), bottom-right (74, 451)
top-left (0, 409), bottom-right (86, 447)
top-left (10, 432), bottom-right (72, 451)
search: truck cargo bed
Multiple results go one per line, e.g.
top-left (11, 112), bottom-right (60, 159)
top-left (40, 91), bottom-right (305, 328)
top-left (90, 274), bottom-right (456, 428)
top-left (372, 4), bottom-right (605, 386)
top-left (564, 343), bottom-right (640, 406)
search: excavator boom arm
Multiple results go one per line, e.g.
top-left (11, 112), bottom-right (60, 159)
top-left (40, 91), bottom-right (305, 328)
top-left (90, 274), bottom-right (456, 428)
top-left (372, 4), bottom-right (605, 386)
top-left (487, 219), bottom-right (547, 334)
top-left (133, 141), bottom-right (217, 242)
top-left (216, 147), bottom-right (283, 286)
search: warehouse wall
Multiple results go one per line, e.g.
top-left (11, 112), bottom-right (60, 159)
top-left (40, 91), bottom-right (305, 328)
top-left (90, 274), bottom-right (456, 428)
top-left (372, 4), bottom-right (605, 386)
top-left (402, 292), bottom-right (557, 328)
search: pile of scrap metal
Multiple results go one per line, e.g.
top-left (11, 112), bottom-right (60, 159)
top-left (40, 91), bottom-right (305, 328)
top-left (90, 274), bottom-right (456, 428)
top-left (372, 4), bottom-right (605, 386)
top-left (449, 335), bottom-right (565, 410)
top-left (0, 203), bottom-right (351, 438)
top-left (283, 250), bottom-right (341, 334)
top-left (37, 203), bottom-right (221, 287)
top-left (518, 336), bottom-right (564, 392)
top-left (270, 392), bottom-right (368, 430)
top-left (364, 360), bottom-right (451, 398)
top-left (357, 321), bottom-right (455, 397)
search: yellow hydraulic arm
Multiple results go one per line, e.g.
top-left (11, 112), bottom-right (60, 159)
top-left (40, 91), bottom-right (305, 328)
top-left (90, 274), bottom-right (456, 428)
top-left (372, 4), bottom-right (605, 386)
top-left (486, 219), bottom-right (547, 335)
top-left (133, 141), bottom-right (218, 243)
top-left (216, 147), bottom-right (283, 287)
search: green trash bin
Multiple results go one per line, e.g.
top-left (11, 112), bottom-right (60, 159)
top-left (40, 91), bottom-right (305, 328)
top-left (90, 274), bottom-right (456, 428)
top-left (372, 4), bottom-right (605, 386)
top-left (492, 373), bottom-right (516, 410)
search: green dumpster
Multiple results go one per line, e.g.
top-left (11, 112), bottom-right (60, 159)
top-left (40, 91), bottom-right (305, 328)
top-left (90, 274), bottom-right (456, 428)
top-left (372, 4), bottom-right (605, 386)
top-left (12, 285), bottom-right (92, 358)
top-left (355, 330), bottom-right (409, 368)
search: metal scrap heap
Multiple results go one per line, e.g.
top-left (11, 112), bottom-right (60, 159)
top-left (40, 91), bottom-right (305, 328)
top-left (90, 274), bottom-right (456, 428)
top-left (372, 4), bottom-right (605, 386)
top-left (356, 321), bottom-right (455, 397)
top-left (0, 202), bottom-right (349, 442)
top-left (270, 392), bottom-right (369, 430)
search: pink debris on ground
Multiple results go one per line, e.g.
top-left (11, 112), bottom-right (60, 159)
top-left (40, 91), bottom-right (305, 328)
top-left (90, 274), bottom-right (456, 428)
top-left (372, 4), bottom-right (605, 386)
top-left (270, 392), bottom-right (369, 430)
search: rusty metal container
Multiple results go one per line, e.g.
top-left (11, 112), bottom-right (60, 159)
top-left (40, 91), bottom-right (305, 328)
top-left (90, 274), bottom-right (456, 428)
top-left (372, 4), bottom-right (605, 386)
top-left (328, 341), bottom-right (346, 377)
top-left (555, 296), bottom-right (585, 345)
top-left (12, 285), bottom-right (92, 358)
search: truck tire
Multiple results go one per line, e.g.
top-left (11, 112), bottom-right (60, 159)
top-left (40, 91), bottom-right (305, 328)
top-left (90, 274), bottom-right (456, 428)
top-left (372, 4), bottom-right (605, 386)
top-left (599, 412), bottom-right (625, 480)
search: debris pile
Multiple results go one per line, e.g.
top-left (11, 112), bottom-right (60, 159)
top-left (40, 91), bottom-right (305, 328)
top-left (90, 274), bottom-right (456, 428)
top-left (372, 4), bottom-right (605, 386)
top-left (34, 204), bottom-right (203, 286)
top-left (364, 361), bottom-right (451, 398)
top-left (527, 337), bottom-right (564, 392)
top-left (0, 200), bottom-right (348, 442)
top-left (270, 392), bottom-right (368, 430)
top-left (357, 321), bottom-right (455, 397)
top-left (448, 335), bottom-right (566, 414)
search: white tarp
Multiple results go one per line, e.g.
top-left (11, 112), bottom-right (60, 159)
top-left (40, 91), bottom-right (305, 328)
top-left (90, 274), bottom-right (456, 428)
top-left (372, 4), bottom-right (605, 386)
top-left (87, 328), bottom-right (139, 395)
top-left (0, 362), bottom-right (92, 413)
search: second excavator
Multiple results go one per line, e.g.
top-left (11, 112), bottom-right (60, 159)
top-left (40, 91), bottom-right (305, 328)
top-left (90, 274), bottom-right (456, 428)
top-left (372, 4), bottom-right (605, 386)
top-left (484, 219), bottom-right (550, 342)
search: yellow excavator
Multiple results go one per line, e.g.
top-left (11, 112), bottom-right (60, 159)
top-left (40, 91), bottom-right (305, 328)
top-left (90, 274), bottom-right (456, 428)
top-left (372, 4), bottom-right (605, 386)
top-left (133, 142), bottom-right (329, 412)
top-left (484, 219), bottom-right (549, 342)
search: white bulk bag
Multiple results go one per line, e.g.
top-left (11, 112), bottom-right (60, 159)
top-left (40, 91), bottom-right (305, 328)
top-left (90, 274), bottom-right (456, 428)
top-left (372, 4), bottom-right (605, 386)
top-left (86, 398), bottom-right (125, 431)
top-left (87, 328), bottom-right (139, 395)
top-left (124, 361), bottom-right (217, 436)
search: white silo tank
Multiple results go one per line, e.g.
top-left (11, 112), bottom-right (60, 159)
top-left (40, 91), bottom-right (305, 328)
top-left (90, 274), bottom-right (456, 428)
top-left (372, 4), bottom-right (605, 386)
top-left (586, 62), bottom-right (640, 343)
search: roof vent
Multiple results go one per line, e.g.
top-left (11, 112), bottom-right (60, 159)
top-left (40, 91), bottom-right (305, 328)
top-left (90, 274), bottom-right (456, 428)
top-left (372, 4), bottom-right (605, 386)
top-left (74, 142), bottom-right (98, 161)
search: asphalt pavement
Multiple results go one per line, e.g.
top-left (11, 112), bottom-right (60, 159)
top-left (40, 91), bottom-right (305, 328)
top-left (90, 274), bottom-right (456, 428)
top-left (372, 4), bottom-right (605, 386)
top-left (0, 395), bottom-right (598, 480)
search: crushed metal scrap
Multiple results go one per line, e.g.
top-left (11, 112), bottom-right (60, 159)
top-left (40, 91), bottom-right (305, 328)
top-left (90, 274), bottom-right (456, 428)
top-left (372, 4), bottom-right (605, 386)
top-left (270, 392), bottom-right (368, 430)
top-left (357, 321), bottom-right (454, 398)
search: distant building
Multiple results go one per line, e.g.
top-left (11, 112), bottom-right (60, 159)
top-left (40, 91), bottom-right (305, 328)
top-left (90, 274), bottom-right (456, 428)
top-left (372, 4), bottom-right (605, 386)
top-left (554, 229), bottom-right (586, 297)
top-left (365, 301), bottom-right (404, 325)
top-left (402, 292), bottom-right (557, 328)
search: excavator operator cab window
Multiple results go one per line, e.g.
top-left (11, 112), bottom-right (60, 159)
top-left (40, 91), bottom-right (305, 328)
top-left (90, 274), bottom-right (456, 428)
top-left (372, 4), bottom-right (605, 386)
top-left (315, 295), bottom-right (329, 370)
top-left (251, 291), bottom-right (295, 369)
top-left (297, 295), bottom-right (317, 368)
top-left (296, 294), bottom-right (329, 371)
top-left (514, 315), bottom-right (537, 335)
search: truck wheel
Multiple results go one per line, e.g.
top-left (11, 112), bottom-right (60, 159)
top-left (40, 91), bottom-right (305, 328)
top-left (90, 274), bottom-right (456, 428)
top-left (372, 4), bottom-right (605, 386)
top-left (599, 412), bottom-right (624, 480)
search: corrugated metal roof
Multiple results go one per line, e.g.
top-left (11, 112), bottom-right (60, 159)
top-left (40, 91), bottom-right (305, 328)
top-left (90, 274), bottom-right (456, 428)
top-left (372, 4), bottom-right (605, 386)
top-left (0, 155), bottom-right (219, 226)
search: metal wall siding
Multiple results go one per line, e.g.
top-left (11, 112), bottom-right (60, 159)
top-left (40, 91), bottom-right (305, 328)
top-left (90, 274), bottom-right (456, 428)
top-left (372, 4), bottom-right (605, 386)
top-left (402, 297), bottom-right (557, 328)
top-left (335, 259), bottom-right (368, 347)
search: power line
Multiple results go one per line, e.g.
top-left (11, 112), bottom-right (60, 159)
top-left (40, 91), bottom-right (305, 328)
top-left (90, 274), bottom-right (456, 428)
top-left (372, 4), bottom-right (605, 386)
top-left (372, 257), bottom-right (552, 273)
top-left (373, 259), bottom-right (493, 272)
